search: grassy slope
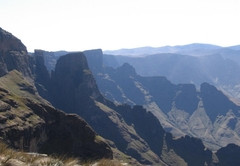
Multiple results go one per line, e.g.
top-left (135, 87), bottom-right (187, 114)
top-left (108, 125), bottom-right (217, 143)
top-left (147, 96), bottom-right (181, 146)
top-left (0, 70), bottom-right (141, 165)
top-left (0, 140), bottom-right (125, 166)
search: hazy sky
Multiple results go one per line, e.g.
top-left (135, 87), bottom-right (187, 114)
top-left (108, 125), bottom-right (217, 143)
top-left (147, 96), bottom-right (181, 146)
top-left (1, 0), bottom-right (239, 52)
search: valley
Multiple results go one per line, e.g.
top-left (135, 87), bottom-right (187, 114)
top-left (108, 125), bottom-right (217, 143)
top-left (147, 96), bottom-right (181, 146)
top-left (1, 27), bottom-right (240, 165)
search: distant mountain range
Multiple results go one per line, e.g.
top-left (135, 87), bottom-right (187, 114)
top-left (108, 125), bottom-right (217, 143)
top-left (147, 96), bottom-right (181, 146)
top-left (103, 43), bottom-right (240, 56)
top-left (83, 49), bottom-right (240, 150)
top-left (103, 46), bottom-right (240, 101)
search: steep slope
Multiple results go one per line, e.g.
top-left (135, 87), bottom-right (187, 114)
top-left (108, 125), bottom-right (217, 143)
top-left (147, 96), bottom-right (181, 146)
top-left (0, 27), bottom-right (113, 161)
top-left (52, 50), bottom-right (234, 165)
top-left (0, 27), bottom-right (33, 77)
top-left (3, 26), bottom-right (240, 165)
top-left (216, 144), bottom-right (240, 166)
top-left (0, 70), bottom-right (112, 160)
top-left (47, 52), bottom-right (165, 165)
top-left (104, 50), bottom-right (240, 101)
top-left (106, 53), bottom-right (240, 86)
top-left (84, 49), bottom-right (240, 151)
top-left (43, 51), bottom-right (217, 165)
top-left (31, 49), bottom-right (70, 72)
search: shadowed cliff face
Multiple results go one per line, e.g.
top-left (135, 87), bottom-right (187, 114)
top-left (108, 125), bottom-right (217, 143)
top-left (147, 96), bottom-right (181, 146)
top-left (216, 144), bottom-right (240, 166)
top-left (0, 28), bottom-right (113, 161)
top-left (49, 52), bottom-right (102, 112)
top-left (3, 27), bottom-right (240, 165)
top-left (46, 51), bottom-right (224, 165)
top-left (48, 52), bottom-right (165, 165)
top-left (200, 82), bottom-right (240, 121)
top-left (82, 49), bottom-right (240, 151)
top-left (0, 27), bottom-right (32, 77)
top-left (0, 70), bottom-right (112, 160)
top-left (116, 105), bottom-right (165, 157)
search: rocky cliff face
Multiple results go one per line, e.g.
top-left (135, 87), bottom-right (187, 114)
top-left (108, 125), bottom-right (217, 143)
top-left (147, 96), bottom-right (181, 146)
top-left (0, 28), bottom-right (112, 161)
top-left (47, 52), bottom-right (164, 165)
top-left (33, 49), bottom-right (51, 101)
top-left (216, 143), bottom-right (240, 166)
top-left (83, 49), bottom-right (240, 151)
top-left (0, 70), bottom-right (112, 159)
top-left (2, 27), bottom-right (240, 165)
top-left (84, 49), bottom-right (104, 74)
top-left (105, 51), bottom-right (240, 102)
top-left (0, 27), bottom-right (33, 77)
top-left (116, 105), bottom-right (165, 157)
top-left (49, 52), bottom-right (103, 112)
top-left (44, 50), bottom-right (228, 165)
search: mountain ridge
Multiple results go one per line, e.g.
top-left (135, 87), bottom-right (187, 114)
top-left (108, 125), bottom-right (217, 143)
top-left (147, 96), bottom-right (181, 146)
top-left (103, 43), bottom-right (223, 56)
top-left (2, 27), bottom-right (240, 165)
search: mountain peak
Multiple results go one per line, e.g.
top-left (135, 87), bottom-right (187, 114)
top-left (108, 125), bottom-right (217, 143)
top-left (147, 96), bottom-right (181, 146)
top-left (0, 27), bottom-right (32, 77)
top-left (0, 27), bottom-right (27, 52)
top-left (49, 52), bottom-right (102, 111)
top-left (116, 62), bottom-right (137, 77)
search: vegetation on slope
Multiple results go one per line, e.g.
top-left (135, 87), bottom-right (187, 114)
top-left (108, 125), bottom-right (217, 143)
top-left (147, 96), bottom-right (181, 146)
top-left (0, 141), bottom-right (126, 166)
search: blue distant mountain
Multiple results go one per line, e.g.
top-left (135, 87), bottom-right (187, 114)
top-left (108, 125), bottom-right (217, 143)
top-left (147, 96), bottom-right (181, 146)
top-left (103, 43), bottom-right (223, 56)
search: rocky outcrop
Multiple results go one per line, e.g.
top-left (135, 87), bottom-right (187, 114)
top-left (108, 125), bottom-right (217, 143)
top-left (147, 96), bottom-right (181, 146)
top-left (0, 27), bottom-right (32, 77)
top-left (116, 105), bottom-right (165, 157)
top-left (84, 49), bottom-right (104, 74)
top-left (33, 49), bottom-right (51, 101)
top-left (32, 50), bottom-right (69, 72)
top-left (165, 134), bottom-right (214, 166)
top-left (49, 52), bottom-right (103, 112)
top-left (200, 82), bottom-right (240, 121)
top-left (0, 70), bottom-right (112, 160)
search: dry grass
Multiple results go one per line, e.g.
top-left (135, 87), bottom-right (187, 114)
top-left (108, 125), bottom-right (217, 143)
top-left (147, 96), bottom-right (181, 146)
top-left (80, 159), bottom-right (124, 166)
top-left (0, 141), bottom-right (127, 166)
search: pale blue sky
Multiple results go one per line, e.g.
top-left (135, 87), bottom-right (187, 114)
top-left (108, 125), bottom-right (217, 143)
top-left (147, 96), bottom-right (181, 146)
top-left (1, 0), bottom-right (239, 52)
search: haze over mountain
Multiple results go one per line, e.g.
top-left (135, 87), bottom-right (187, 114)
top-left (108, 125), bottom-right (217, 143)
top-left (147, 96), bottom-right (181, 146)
top-left (0, 27), bottom-right (113, 161)
top-left (37, 46), bottom-right (240, 151)
top-left (83, 49), bottom-right (240, 150)
top-left (103, 45), bottom-right (240, 101)
top-left (103, 43), bottom-right (223, 56)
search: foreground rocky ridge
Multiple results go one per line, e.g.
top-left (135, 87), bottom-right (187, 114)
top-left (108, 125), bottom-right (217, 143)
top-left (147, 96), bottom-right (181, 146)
top-left (0, 27), bottom-right (33, 78)
top-left (1, 27), bottom-right (240, 165)
top-left (0, 70), bottom-right (112, 159)
top-left (0, 27), bottom-right (112, 161)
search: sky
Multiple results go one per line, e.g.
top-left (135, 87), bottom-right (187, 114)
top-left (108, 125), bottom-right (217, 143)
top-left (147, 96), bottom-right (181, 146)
top-left (0, 0), bottom-right (240, 52)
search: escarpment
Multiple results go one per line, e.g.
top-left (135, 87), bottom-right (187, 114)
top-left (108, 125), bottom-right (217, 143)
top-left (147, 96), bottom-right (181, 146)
top-left (0, 28), bottom-right (112, 161)
top-left (0, 27), bottom-right (33, 77)
top-left (0, 70), bottom-right (113, 159)
top-left (2, 27), bottom-right (240, 165)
